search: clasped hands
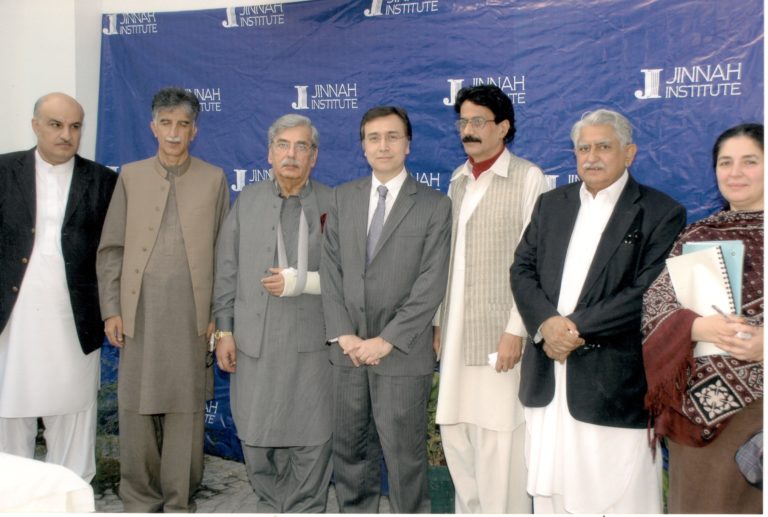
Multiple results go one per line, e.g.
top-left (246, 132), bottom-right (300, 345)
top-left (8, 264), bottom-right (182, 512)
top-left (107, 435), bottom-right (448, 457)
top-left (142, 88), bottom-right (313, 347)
top-left (337, 335), bottom-right (393, 366)
top-left (540, 315), bottom-right (585, 363)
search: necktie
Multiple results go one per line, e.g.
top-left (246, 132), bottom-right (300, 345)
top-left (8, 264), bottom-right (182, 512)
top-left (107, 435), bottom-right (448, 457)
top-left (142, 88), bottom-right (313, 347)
top-left (366, 185), bottom-right (388, 265)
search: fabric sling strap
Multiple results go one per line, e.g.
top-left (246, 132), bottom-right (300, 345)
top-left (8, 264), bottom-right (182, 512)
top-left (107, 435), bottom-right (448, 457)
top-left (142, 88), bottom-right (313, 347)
top-left (276, 201), bottom-right (308, 294)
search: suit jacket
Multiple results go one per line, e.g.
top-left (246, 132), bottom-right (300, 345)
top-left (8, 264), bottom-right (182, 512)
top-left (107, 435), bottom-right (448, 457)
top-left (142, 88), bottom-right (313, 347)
top-left (321, 174), bottom-right (451, 376)
top-left (511, 175), bottom-right (686, 428)
top-left (0, 148), bottom-right (117, 354)
top-left (213, 178), bottom-right (332, 357)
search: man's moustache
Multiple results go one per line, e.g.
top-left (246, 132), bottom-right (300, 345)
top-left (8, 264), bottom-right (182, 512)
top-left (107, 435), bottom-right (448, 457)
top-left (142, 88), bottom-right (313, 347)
top-left (462, 136), bottom-right (482, 143)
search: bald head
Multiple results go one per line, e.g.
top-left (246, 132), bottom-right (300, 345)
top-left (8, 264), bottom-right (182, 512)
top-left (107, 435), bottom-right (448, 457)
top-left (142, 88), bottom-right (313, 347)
top-left (31, 92), bottom-right (84, 165)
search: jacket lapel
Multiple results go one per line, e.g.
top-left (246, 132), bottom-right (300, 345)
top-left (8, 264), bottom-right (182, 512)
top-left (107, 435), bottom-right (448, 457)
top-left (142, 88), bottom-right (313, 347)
top-left (15, 149), bottom-right (37, 221)
top-left (63, 155), bottom-right (92, 226)
top-left (579, 176), bottom-right (641, 298)
top-left (354, 176), bottom-right (371, 262)
top-left (548, 185), bottom-right (581, 298)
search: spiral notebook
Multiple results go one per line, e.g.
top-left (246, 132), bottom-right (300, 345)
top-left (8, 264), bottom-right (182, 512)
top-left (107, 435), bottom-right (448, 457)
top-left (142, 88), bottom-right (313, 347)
top-left (666, 243), bottom-right (742, 357)
top-left (681, 240), bottom-right (744, 314)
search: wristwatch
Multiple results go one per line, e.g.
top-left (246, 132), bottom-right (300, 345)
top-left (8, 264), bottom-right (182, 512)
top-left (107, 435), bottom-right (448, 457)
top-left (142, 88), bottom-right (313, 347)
top-left (214, 330), bottom-right (233, 341)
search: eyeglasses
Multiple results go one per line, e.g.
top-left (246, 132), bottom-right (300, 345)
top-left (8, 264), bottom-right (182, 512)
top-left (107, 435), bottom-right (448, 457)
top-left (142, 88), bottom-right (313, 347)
top-left (365, 133), bottom-right (406, 145)
top-left (272, 140), bottom-right (315, 154)
top-left (455, 117), bottom-right (494, 131)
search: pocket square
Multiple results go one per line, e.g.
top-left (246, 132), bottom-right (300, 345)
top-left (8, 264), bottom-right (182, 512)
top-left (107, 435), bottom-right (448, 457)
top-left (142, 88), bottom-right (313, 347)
top-left (623, 229), bottom-right (640, 244)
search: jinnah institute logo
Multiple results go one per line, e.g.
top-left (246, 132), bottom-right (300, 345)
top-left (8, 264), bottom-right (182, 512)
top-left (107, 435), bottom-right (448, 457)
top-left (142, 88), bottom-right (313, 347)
top-left (634, 62), bottom-right (743, 100)
top-left (364, 0), bottom-right (439, 17)
top-left (187, 87), bottom-right (223, 113)
top-left (102, 13), bottom-right (158, 35)
top-left (292, 83), bottom-right (359, 111)
top-left (443, 76), bottom-right (527, 106)
top-left (222, 5), bottom-right (286, 28)
top-left (231, 167), bottom-right (271, 192)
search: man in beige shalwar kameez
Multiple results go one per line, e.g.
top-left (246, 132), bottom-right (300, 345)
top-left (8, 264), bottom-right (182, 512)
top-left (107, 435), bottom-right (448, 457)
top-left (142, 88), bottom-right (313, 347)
top-left (97, 87), bottom-right (228, 513)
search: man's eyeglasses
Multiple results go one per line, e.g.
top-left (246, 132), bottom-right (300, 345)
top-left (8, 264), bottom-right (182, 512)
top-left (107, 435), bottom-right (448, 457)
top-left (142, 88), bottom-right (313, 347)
top-left (455, 117), bottom-right (494, 131)
top-left (272, 140), bottom-right (315, 154)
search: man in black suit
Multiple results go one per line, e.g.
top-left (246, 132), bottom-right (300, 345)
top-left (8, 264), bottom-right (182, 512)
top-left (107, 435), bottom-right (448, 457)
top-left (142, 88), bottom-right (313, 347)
top-left (510, 109), bottom-right (685, 513)
top-left (321, 106), bottom-right (451, 513)
top-left (0, 92), bottom-right (117, 481)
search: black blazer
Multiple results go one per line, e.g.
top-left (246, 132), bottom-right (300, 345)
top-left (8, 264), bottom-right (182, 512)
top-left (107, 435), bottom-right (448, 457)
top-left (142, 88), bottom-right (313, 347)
top-left (511, 175), bottom-right (686, 428)
top-left (0, 148), bottom-right (117, 355)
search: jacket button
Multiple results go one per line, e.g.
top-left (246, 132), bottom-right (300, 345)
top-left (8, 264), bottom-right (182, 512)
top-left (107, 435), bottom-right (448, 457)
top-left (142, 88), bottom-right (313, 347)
top-left (11, 286), bottom-right (19, 293)
top-left (142, 247), bottom-right (148, 252)
top-left (149, 227), bottom-right (154, 231)
top-left (21, 258), bottom-right (28, 264)
top-left (31, 228), bottom-right (35, 234)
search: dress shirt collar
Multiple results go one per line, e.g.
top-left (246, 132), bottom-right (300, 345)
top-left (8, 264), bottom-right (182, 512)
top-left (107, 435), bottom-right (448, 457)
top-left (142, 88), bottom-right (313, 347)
top-left (156, 155), bottom-right (191, 178)
top-left (371, 168), bottom-right (407, 199)
top-left (34, 149), bottom-right (75, 175)
top-left (270, 172), bottom-right (313, 200)
top-left (578, 169), bottom-right (629, 206)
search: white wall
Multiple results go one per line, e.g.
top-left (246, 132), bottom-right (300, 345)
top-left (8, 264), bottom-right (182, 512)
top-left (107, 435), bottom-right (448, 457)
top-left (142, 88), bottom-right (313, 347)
top-left (0, 1), bottom-right (79, 154)
top-left (0, 0), bottom-right (305, 159)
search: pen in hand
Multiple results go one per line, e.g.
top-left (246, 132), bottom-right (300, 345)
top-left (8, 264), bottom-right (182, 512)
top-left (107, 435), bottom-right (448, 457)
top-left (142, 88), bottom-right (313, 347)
top-left (711, 304), bottom-right (752, 340)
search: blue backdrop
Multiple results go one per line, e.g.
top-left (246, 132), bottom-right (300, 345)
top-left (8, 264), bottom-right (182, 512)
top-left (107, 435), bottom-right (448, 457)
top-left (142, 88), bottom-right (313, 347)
top-left (96, 0), bottom-right (764, 461)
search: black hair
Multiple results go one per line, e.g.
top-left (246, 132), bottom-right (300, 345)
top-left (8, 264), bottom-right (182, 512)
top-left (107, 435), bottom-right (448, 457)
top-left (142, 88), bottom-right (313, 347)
top-left (454, 85), bottom-right (516, 143)
top-left (359, 106), bottom-right (412, 141)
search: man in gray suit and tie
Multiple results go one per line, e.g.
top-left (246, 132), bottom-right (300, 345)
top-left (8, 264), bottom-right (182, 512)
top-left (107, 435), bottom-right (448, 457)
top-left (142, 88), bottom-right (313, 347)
top-left (321, 106), bottom-right (451, 513)
top-left (213, 114), bottom-right (333, 512)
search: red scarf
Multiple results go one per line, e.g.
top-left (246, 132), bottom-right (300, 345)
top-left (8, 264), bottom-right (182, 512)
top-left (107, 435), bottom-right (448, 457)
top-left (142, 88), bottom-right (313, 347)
top-left (468, 146), bottom-right (504, 179)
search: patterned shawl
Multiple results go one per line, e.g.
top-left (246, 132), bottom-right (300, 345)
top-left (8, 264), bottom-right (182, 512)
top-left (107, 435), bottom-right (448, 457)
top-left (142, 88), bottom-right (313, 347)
top-left (642, 210), bottom-right (764, 447)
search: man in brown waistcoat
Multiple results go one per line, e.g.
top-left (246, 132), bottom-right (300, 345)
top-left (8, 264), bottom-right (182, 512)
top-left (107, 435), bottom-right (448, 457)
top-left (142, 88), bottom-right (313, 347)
top-left (434, 85), bottom-right (549, 513)
top-left (97, 87), bottom-right (229, 512)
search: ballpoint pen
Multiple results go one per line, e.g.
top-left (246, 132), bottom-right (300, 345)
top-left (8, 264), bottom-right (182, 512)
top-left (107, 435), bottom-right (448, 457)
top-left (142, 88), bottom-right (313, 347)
top-left (711, 305), bottom-right (752, 340)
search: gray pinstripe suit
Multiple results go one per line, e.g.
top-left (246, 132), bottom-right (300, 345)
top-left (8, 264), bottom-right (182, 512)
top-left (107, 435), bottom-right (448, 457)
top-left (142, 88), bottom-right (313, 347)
top-left (321, 173), bottom-right (451, 513)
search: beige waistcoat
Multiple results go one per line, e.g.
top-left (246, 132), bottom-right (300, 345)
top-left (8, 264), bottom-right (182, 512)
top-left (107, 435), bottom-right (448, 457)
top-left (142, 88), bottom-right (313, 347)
top-left (441, 154), bottom-right (533, 365)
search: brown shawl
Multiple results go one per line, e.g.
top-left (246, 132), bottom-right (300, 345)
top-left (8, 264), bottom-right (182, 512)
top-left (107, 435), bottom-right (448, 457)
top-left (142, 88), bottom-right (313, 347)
top-left (642, 210), bottom-right (763, 447)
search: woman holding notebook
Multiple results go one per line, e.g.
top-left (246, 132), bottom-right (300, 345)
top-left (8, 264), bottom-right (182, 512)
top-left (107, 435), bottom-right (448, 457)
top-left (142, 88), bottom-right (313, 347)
top-left (642, 123), bottom-right (763, 514)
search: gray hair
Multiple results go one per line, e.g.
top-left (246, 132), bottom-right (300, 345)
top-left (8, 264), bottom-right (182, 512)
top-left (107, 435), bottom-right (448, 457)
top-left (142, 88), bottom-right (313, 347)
top-left (268, 114), bottom-right (319, 148)
top-left (571, 109), bottom-right (633, 147)
top-left (151, 87), bottom-right (200, 122)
